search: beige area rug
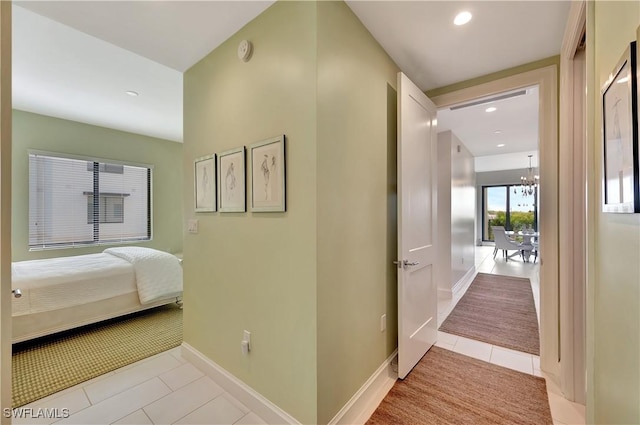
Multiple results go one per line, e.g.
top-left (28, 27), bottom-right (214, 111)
top-left (439, 272), bottom-right (540, 355)
top-left (12, 303), bottom-right (182, 408)
top-left (367, 346), bottom-right (552, 425)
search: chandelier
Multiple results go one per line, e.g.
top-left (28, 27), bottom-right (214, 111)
top-left (516, 154), bottom-right (539, 196)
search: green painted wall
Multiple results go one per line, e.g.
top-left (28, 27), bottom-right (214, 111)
top-left (182, 2), bottom-right (318, 423)
top-left (316, 2), bottom-right (399, 423)
top-left (587, 2), bottom-right (640, 423)
top-left (183, 1), bottom-right (401, 422)
top-left (12, 110), bottom-right (183, 261)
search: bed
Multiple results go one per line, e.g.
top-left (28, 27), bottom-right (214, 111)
top-left (11, 247), bottom-right (183, 343)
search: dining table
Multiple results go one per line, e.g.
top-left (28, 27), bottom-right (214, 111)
top-left (505, 230), bottom-right (539, 262)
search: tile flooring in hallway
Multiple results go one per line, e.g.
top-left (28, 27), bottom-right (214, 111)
top-left (436, 245), bottom-right (585, 425)
top-left (13, 347), bottom-right (267, 425)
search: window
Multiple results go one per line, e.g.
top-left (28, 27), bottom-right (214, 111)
top-left (86, 194), bottom-right (126, 224)
top-left (29, 152), bottom-right (152, 249)
top-left (482, 184), bottom-right (537, 242)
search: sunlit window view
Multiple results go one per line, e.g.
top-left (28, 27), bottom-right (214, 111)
top-left (483, 184), bottom-right (538, 241)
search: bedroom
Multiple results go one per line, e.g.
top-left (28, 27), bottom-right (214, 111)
top-left (10, 2), bottom-right (185, 404)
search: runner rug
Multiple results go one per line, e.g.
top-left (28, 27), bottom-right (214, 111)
top-left (367, 346), bottom-right (552, 425)
top-left (439, 272), bottom-right (540, 355)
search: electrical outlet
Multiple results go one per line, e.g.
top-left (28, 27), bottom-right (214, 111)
top-left (380, 314), bottom-right (386, 332)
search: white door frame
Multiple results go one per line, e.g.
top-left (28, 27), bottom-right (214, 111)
top-left (0, 1), bottom-right (11, 422)
top-left (559, 0), bottom-right (587, 404)
top-left (431, 65), bottom-right (560, 380)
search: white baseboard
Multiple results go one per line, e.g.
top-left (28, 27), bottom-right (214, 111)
top-left (452, 266), bottom-right (476, 296)
top-left (328, 350), bottom-right (398, 425)
top-left (181, 343), bottom-right (301, 425)
top-left (437, 288), bottom-right (453, 300)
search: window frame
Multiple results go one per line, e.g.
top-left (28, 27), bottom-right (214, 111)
top-left (28, 150), bottom-right (154, 251)
top-left (481, 183), bottom-right (538, 242)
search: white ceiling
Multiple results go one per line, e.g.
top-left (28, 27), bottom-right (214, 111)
top-left (345, 1), bottom-right (570, 91)
top-left (13, 1), bottom-right (275, 142)
top-left (437, 86), bottom-right (539, 157)
top-left (12, 1), bottom-right (570, 158)
top-left (16, 1), bottom-right (275, 73)
top-left (13, 6), bottom-right (184, 142)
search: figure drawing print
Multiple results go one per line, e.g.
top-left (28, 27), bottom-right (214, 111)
top-left (260, 153), bottom-right (277, 202)
top-left (225, 161), bottom-right (237, 201)
top-left (218, 149), bottom-right (245, 212)
top-left (195, 157), bottom-right (214, 211)
top-left (604, 66), bottom-right (634, 205)
top-left (251, 136), bottom-right (284, 211)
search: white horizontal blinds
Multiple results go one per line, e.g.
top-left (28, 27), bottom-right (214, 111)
top-left (29, 154), bottom-right (94, 248)
top-left (28, 153), bottom-right (151, 249)
top-left (97, 163), bottom-right (149, 243)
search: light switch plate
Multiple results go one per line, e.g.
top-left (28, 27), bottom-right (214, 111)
top-left (187, 219), bottom-right (198, 234)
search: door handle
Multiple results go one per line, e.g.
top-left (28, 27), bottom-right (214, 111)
top-left (12, 289), bottom-right (22, 298)
top-left (393, 260), bottom-right (420, 269)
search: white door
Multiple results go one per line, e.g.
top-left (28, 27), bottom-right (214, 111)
top-left (397, 72), bottom-right (438, 379)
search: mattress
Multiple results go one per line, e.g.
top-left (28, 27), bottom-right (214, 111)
top-left (12, 253), bottom-right (136, 316)
top-left (12, 292), bottom-right (173, 343)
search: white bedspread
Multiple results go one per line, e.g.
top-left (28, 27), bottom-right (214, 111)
top-left (104, 247), bottom-right (183, 304)
top-left (12, 253), bottom-right (135, 316)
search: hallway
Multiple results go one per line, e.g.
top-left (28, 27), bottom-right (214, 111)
top-left (436, 246), bottom-right (584, 425)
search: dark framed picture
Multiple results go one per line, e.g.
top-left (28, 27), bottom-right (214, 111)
top-left (249, 135), bottom-right (285, 212)
top-left (602, 41), bottom-right (639, 213)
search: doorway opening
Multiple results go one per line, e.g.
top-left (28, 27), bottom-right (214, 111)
top-left (434, 84), bottom-right (542, 369)
top-left (428, 64), bottom-right (559, 383)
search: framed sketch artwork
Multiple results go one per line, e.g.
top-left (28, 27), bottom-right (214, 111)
top-left (601, 41), bottom-right (639, 213)
top-left (249, 135), bottom-right (285, 212)
top-left (194, 154), bottom-right (216, 212)
top-left (217, 147), bottom-right (246, 212)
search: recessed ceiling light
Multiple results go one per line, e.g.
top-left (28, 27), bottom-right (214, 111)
top-left (454, 11), bottom-right (472, 26)
top-left (494, 130), bottom-right (502, 134)
top-left (497, 144), bottom-right (505, 148)
top-left (125, 91), bottom-right (139, 97)
top-left (485, 107), bottom-right (497, 113)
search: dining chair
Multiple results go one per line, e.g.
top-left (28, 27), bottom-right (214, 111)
top-left (492, 226), bottom-right (523, 262)
top-left (531, 240), bottom-right (539, 263)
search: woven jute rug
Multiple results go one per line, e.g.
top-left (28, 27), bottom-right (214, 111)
top-left (439, 273), bottom-right (540, 355)
top-left (367, 346), bottom-right (552, 425)
top-left (12, 303), bottom-right (182, 408)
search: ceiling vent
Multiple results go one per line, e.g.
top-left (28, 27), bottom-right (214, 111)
top-left (450, 89), bottom-right (528, 111)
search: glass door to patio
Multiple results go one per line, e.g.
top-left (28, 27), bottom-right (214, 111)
top-left (483, 184), bottom-right (538, 242)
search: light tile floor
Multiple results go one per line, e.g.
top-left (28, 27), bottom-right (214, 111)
top-left (13, 348), bottom-right (267, 425)
top-left (436, 245), bottom-right (586, 425)
top-left (15, 246), bottom-right (584, 425)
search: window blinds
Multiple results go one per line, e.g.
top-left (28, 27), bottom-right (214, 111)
top-left (29, 152), bottom-right (151, 250)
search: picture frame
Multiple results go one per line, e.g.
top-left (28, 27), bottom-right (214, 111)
top-left (601, 41), bottom-right (640, 213)
top-left (249, 135), bottom-right (286, 212)
top-left (217, 147), bottom-right (246, 212)
top-left (194, 154), bottom-right (216, 212)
